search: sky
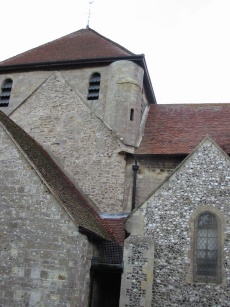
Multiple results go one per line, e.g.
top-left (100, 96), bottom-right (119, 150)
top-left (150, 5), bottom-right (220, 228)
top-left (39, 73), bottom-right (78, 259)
top-left (1, 0), bottom-right (230, 104)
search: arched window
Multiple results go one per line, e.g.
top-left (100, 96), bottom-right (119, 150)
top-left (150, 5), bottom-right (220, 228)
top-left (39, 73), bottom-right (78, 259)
top-left (194, 211), bottom-right (221, 283)
top-left (0, 79), bottom-right (13, 107)
top-left (87, 73), bottom-right (101, 100)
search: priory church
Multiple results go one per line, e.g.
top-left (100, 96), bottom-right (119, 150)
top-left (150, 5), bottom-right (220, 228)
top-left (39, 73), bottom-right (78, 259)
top-left (1, 28), bottom-right (230, 307)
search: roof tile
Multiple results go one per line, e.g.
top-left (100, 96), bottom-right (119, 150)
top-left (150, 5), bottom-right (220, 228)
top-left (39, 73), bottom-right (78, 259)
top-left (0, 28), bottom-right (134, 66)
top-left (137, 104), bottom-right (230, 154)
top-left (104, 217), bottom-right (126, 245)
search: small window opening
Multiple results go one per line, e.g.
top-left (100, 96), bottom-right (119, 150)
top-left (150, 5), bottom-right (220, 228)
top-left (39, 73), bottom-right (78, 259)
top-left (88, 73), bottom-right (100, 100)
top-left (130, 108), bottom-right (134, 121)
top-left (0, 79), bottom-right (13, 107)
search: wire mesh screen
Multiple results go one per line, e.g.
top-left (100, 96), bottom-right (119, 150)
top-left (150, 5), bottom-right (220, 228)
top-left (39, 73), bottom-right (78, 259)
top-left (94, 241), bottom-right (123, 265)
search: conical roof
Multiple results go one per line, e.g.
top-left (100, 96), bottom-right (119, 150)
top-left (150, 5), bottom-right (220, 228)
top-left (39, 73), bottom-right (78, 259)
top-left (0, 28), bottom-right (134, 66)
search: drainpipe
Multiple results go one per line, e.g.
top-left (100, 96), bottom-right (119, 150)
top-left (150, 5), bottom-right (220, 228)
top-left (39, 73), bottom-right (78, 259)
top-left (131, 157), bottom-right (139, 211)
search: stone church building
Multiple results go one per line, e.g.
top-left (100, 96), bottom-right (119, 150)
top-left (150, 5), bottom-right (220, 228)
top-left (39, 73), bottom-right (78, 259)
top-left (0, 28), bottom-right (230, 306)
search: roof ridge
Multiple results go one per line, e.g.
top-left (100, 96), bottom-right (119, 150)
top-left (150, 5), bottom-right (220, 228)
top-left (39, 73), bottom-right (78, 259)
top-left (0, 110), bottom-right (117, 242)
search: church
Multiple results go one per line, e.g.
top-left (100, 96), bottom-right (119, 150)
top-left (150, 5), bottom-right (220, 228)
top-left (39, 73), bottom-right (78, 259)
top-left (1, 28), bottom-right (230, 307)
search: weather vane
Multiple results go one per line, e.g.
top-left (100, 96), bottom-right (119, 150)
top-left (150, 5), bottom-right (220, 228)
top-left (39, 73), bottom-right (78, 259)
top-left (86, 0), bottom-right (94, 28)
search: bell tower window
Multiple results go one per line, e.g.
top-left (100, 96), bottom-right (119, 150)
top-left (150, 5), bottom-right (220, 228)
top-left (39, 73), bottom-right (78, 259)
top-left (87, 73), bottom-right (101, 100)
top-left (0, 79), bottom-right (13, 107)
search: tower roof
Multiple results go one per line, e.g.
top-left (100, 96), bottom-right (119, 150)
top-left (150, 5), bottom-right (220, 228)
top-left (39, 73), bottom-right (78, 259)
top-left (0, 28), bottom-right (156, 104)
top-left (0, 28), bottom-right (134, 66)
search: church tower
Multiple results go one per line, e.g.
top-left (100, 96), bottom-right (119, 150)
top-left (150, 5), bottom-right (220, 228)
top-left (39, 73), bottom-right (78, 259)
top-left (0, 28), bottom-right (156, 215)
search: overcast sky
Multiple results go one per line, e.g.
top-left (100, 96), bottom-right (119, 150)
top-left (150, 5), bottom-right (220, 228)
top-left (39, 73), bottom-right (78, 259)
top-left (1, 0), bottom-right (230, 104)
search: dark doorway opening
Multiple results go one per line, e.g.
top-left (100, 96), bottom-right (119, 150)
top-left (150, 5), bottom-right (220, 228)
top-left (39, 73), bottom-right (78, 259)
top-left (89, 269), bottom-right (121, 307)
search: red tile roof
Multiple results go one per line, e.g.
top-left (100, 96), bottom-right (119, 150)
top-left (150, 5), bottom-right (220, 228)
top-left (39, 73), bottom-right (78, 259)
top-left (0, 110), bottom-right (117, 242)
top-left (104, 217), bottom-right (126, 245)
top-left (137, 104), bottom-right (230, 154)
top-left (0, 28), bottom-right (134, 66)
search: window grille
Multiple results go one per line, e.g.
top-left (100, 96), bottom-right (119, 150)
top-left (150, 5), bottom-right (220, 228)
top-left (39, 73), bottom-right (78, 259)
top-left (87, 73), bottom-right (100, 100)
top-left (194, 212), bottom-right (221, 283)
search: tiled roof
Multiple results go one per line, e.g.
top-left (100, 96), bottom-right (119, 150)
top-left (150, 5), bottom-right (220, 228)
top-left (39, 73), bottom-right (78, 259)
top-left (0, 110), bottom-right (117, 242)
top-left (0, 28), bottom-right (134, 66)
top-left (104, 217), bottom-right (126, 245)
top-left (137, 103), bottom-right (230, 154)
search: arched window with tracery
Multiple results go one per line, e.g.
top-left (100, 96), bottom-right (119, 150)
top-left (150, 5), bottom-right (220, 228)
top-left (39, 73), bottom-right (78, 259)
top-left (0, 79), bottom-right (13, 107)
top-left (194, 211), bottom-right (221, 283)
top-left (87, 73), bottom-right (101, 100)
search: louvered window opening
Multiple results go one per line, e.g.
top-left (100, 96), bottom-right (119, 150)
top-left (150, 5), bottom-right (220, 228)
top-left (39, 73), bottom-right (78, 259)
top-left (194, 212), bottom-right (221, 283)
top-left (0, 79), bottom-right (13, 107)
top-left (88, 73), bottom-right (100, 100)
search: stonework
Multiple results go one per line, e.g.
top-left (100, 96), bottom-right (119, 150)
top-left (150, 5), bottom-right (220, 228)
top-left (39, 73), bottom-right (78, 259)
top-left (124, 155), bottom-right (183, 211)
top-left (0, 125), bottom-right (92, 307)
top-left (120, 236), bottom-right (154, 307)
top-left (123, 138), bottom-right (230, 306)
top-left (1, 60), bottom-right (148, 215)
top-left (10, 72), bottom-right (128, 214)
top-left (61, 67), bottom-right (109, 119)
top-left (104, 60), bottom-right (144, 146)
top-left (0, 72), bottom-right (52, 116)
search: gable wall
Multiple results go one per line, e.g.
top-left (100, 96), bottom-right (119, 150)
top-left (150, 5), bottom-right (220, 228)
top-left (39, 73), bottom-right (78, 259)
top-left (9, 72), bottom-right (128, 213)
top-left (0, 60), bottom-right (149, 214)
top-left (0, 126), bottom-right (92, 306)
top-left (122, 140), bottom-right (230, 306)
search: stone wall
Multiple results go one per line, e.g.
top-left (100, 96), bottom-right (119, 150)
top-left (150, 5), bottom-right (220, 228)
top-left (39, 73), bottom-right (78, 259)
top-left (0, 72), bottom-right (52, 115)
top-left (1, 61), bottom-right (150, 214)
top-left (104, 60), bottom-right (144, 146)
top-left (62, 66), bottom-right (109, 119)
top-left (0, 66), bottom-right (109, 118)
top-left (123, 138), bottom-right (230, 306)
top-left (123, 155), bottom-right (183, 212)
top-left (10, 72), bottom-right (128, 213)
top-left (120, 235), bottom-right (154, 307)
top-left (0, 126), bottom-right (92, 307)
